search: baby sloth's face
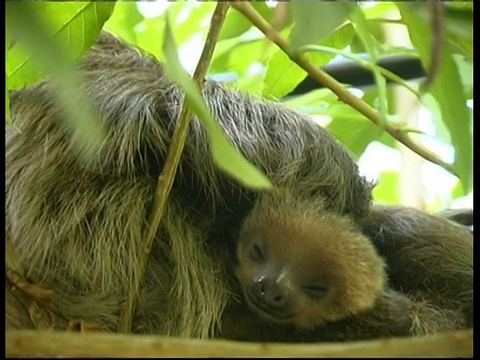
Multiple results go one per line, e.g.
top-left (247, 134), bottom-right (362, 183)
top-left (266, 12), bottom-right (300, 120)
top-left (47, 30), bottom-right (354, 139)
top-left (235, 196), bottom-right (387, 329)
top-left (236, 238), bottom-right (331, 327)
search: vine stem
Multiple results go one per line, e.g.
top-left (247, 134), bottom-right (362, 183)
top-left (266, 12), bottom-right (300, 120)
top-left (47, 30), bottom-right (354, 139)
top-left (230, 1), bottom-right (456, 176)
top-left (118, 3), bottom-right (231, 333)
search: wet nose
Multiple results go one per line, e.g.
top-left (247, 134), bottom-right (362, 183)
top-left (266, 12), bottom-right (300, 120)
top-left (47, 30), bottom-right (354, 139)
top-left (252, 277), bottom-right (288, 310)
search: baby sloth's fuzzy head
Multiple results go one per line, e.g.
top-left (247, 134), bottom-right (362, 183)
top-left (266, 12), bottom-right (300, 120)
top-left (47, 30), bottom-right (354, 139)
top-left (235, 193), bottom-right (387, 329)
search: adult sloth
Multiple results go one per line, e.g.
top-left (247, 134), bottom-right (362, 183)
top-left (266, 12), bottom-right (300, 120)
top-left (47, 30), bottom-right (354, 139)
top-left (6, 32), bottom-right (471, 342)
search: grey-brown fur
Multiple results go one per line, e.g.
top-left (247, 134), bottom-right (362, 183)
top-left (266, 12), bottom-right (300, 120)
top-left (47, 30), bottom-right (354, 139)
top-left (6, 32), bottom-right (373, 338)
top-left (220, 289), bottom-right (467, 342)
top-left (235, 193), bottom-right (387, 328)
top-left (361, 206), bottom-right (473, 328)
top-left (6, 32), bottom-right (472, 342)
top-left (224, 199), bottom-right (472, 342)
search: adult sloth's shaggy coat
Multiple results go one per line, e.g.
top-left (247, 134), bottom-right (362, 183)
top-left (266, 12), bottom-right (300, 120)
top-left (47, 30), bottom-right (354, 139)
top-left (6, 32), bottom-right (472, 341)
top-left (6, 32), bottom-right (372, 338)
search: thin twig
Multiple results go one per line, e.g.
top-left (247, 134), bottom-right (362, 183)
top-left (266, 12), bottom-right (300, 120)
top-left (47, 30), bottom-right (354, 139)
top-left (300, 45), bottom-right (421, 97)
top-left (6, 329), bottom-right (473, 358)
top-left (6, 273), bottom-right (68, 323)
top-left (6, 236), bottom-right (55, 329)
top-left (119, 3), bottom-right (231, 333)
top-left (230, 2), bottom-right (456, 176)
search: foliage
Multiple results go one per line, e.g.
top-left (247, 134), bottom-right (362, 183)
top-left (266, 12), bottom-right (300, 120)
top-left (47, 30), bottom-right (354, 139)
top-left (5, 2), bottom-right (473, 208)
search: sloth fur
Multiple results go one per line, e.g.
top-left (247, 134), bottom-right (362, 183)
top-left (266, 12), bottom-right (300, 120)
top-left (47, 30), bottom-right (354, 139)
top-left (6, 32), bottom-right (472, 342)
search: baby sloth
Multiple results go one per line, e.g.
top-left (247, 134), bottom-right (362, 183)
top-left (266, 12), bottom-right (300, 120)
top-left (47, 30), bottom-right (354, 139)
top-left (235, 193), bottom-right (387, 329)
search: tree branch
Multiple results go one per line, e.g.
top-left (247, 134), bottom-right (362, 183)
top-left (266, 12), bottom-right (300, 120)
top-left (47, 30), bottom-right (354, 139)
top-left (6, 329), bottom-right (473, 358)
top-left (230, 1), bottom-right (456, 176)
top-left (119, 3), bottom-right (231, 333)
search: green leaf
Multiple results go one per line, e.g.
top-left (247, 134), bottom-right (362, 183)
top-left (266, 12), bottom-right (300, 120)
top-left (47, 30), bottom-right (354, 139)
top-left (103, 2), bottom-right (144, 45)
top-left (173, 3), bottom-right (215, 46)
top-left (350, 8), bottom-right (389, 125)
top-left (350, 19), bottom-right (385, 54)
top-left (361, 2), bottom-right (399, 19)
top-left (222, 39), bottom-right (274, 77)
top-left (283, 88), bottom-right (337, 109)
top-left (235, 75), bottom-right (264, 94)
top-left (135, 17), bottom-right (167, 61)
top-left (452, 54), bottom-right (473, 99)
top-left (372, 171), bottom-right (401, 204)
top-left (400, 6), bottom-right (472, 194)
top-left (6, 2), bottom-right (110, 160)
top-left (451, 180), bottom-right (467, 201)
top-left (326, 108), bottom-right (393, 159)
top-left (219, 2), bottom-right (272, 41)
top-left (134, 3), bottom-right (215, 63)
top-left (401, 3), bottom-right (473, 61)
top-left (420, 93), bottom-right (454, 145)
top-left (7, 2), bottom-right (114, 90)
top-left (263, 24), bottom-right (354, 100)
top-left (162, 17), bottom-right (273, 191)
top-left (289, 2), bottom-right (356, 52)
top-left (210, 34), bottom-right (266, 75)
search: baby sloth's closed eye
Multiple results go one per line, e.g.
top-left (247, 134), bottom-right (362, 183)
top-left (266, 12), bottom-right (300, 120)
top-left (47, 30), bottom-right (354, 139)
top-left (235, 193), bottom-right (387, 329)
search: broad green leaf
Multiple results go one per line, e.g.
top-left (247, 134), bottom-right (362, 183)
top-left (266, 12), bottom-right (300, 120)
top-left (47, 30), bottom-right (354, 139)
top-left (287, 87), bottom-right (396, 158)
top-left (350, 8), bottom-right (389, 125)
top-left (210, 37), bottom-right (246, 73)
top-left (134, 3), bottom-right (188, 61)
top-left (210, 36), bottom-right (263, 75)
top-left (350, 19), bottom-right (385, 54)
top-left (219, 2), bottom-right (272, 41)
top-left (135, 17), bottom-right (167, 61)
top-left (361, 88), bottom-right (397, 147)
top-left (263, 24), bottom-right (354, 100)
top-left (420, 93), bottom-right (454, 145)
top-left (162, 17), bottom-right (273, 191)
top-left (451, 180), bottom-right (468, 201)
top-left (361, 2), bottom-right (398, 19)
top-left (174, 3), bottom-right (215, 46)
top-left (328, 117), bottom-right (379, 159)
top-left (134, 3), bottom-right (214, 62)
top-left (7, 2), bottom-right (114, 90)
top-left (372, 171), bottom-right (401, 204)
top-left (283, 88), bottom-right (337, 109)
top-left (443, 8), bottom-right (472, 61)
top-left (452, 54), bottom-right (473, 99)
top-left (326, 110), bottom-right (393, 159)
top-left (6, 2), bottom-right (109, 159)
top-left (444, 2), bottom-right (473, 11)
top-left (400, 6), bottom-right (472, 193)
top-left (212, 26), bottom-right (292, 76)
top-left (103, 2), bottom-right (144, 45)
top-left (404, 4), bottom-right (473, 61)
top-left (224, 38), bottom-right (275, 77)
top-left (442, 5), bottom-right (473, 40)
top-left (235, 74), bottom-right (264, 94)
top-left (289, 2), bottom-right (356, 52)
top-left (448, 33), bottom-right (473, 62)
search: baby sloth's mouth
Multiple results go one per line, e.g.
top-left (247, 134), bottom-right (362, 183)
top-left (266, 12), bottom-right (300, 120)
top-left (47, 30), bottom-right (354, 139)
top-left (245, 289), bottom-right (294, 323)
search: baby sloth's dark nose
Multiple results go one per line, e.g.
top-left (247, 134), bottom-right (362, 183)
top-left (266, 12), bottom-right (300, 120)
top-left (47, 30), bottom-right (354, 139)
top-left (252, 277), bottom-right (288, 310)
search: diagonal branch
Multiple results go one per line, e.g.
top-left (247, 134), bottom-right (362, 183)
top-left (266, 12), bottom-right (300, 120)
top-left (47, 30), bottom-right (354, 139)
top-left (230, 1), bottom-right (456, 176)
top-left (118, 3), bottom-right (231, 333)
